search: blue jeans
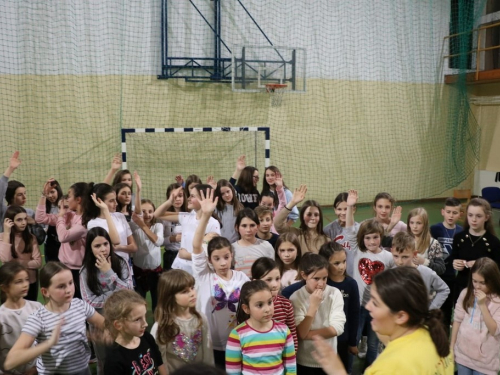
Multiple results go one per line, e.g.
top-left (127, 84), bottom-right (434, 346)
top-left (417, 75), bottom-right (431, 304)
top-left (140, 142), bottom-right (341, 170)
top-left (457, 364), bottom-right (486, 375)
top-left (357, 306), bottom-right (379, 369)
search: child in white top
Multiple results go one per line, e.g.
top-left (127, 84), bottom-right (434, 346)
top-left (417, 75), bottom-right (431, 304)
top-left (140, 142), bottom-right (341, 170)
top-left (191, 188), bottom-right (249, 369)
top-left (290, 253), bottom-right (345, 372)
top-left (162, 183), bottom-right (187, 270)
top-left (103, 289), bottom-right (166, 375)
top-left (275, 232), bottom-right (302, 288)
top-left (344, 190), bottom-right (394, 370)
top-left (155, 184), bottom-right (221, 274)
top-left (0, 262), bottom-right (42, 375)
top-left (4, 262), bottom-right (105, 375)
top-left (129, 172), bottom-right (163, 311)
top-left (82, 183), bottom-right (137, 263)
top-left (151, 269), bottom-right (214, 373)
top-left (232, 208), bottom-right (275, 278)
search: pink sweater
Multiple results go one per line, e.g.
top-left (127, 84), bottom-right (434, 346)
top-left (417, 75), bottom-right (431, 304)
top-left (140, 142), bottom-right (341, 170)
top-left (0, 233), bottom-right (42, 283)
top-left (36, 205), bottom-right (87, 269)
top-left (453, 289), bottom-right (500, 375)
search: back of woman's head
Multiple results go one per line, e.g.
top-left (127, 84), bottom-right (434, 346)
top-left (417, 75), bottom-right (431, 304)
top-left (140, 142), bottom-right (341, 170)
top-left (82, 183), bottom-right (114, 226)
top-left (5, 181), bottom-right (25, 205)
top-left (104, 289), bottom-right (146, 338)
top-left (237, 166), bottom-right (258, 193)
top-left (299, 200), bottom-right (324, 235)
top-left (299, 252), bottom-right (329, 276)
top-left (70, 182), bottom-right (89, 200)
top-left (40, 262), bottom-right (70, 289)
top-left (357, 219), bottom-right (385, 252)
top-left (464, 197), bottom-right (495, 235)
top-left (251, 257), bottom-right (279, 280)
top-left (374, 267), bottom-right (449, 358)
top-left (155, 270), bottom-right (200, 345)
top-left (0, 262), bottom-right (28, 303)
top-left (463, 257), bottom-right (500, 311)
top-left (236, 279), bottom-right (271, 324)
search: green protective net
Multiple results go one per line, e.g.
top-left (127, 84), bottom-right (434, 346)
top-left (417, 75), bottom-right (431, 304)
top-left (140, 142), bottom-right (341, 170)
top-left (0, 0), bottom-right (484, 207)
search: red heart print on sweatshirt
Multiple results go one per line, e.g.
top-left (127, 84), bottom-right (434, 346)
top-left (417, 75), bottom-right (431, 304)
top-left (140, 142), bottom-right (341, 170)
top-left (358, 258), bottom-right (385, 285)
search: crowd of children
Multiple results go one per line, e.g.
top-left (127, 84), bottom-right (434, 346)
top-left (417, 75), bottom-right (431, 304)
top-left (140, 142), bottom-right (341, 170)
top-left (0, 151), bottom-right (500, 375)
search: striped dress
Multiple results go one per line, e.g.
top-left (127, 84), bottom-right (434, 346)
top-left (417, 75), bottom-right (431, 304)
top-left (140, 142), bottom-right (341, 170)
top-left (225, 320), bottom-right (296, 375)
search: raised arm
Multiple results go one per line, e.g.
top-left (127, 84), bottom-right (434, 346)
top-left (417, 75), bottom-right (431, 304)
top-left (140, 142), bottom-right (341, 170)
top-left (154, 186), bottom-right (182, 222)
top-left (275, 185), bottom-right (307, 234)
top-left (3, 151), bottom-right (21, 179)
top-left (91, 194), bottom-right (120, 246)
top-left (345, 190), bottom-right (358, 228)
top-left (36, 179), bottom-right (59, 225)
top-left (386, 206), bottom-right (402, 234)
top-left (192, 189), bottom-right (218, 255)
top-left (231, 155), bottom-right (246, 181)
top-left (103, 154), bottom-right (122, 185)
top-left (133, 171), bottom-right (142, 215)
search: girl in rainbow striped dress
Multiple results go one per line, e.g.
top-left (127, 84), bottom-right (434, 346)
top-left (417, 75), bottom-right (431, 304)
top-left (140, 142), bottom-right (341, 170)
top-left (226, 280), bottom-right (296, 375)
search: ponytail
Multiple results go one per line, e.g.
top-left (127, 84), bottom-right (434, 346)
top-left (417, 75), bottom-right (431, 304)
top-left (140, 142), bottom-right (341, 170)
top-left (424, 309), bottom-right (449, 358)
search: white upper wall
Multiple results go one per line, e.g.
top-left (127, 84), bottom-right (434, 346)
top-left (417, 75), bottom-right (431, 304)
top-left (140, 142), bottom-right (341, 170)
top-left (0, 0), bottom-right (449, 82)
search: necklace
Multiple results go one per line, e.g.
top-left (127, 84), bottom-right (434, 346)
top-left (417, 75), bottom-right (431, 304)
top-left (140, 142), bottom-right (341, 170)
top-left (444, 226), bottom-right (456, 239)
top-left (468, 234), bottom-right (483, 247)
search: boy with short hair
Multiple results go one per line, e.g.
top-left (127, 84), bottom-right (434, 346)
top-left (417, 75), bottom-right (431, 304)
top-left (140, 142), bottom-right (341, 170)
top-left (430, 197), bottom-right (463, 332)
top-left (254, 206), bottom-right (279, 248)
top-left (391, 232), bottom-right (449, 310)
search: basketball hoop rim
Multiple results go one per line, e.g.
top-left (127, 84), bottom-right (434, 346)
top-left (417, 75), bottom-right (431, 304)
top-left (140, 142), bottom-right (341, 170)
top-left (265, 83), bottom-right (288, 92)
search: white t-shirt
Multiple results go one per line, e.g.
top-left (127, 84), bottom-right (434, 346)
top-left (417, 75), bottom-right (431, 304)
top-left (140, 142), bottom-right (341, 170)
top-left (87, 212), bottom-right (132, 262)
top-left (130, 219), bottom-right (164, 269)
top-left (171, 211), bottom-right (221, 274)
top-left (232, 238), bottom-right (275, 278)
top-left (192, 251), bottom-right (249, 350)
top-left (0, 300), bottom-right (42, 374)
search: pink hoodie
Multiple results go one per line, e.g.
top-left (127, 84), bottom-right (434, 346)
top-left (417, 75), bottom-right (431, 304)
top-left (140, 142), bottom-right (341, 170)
top-left (454, 288), bottom-right (500, 375)
top-left (35, 205), bottom-right (87, 269)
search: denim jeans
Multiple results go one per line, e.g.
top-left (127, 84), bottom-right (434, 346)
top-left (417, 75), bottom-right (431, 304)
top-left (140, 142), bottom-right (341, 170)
top-left (357, 306), bottom-right (379, 369)
top-left (457, 363), bottom-right (486, 375)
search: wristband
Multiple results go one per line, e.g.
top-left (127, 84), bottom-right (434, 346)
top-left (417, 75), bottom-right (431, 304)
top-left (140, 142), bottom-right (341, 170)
top-left (284, 206), bottom-right (292, 211)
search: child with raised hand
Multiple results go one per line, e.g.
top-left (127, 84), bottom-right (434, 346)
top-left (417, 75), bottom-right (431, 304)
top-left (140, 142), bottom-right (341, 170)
top-left (226, 280), bottom-right (297, 374)
top-left (5, 262), bottom-right (105, 375)
top-left (162, 183), bottom-right (186, 270)
top-left (451, 257), bottom-right (500, 375)
top-left (391, 232), bottom-right (449, 310)
top-left (35, 178), bottom-right (64, 262)
top-left (150, 270), bottom-right (214, 373)
top-left (407, 207), bottom-right (446, 275)
top-left (430, 197), bottom-right (463, 333)
top-left (262, 167), bottom-right (298, 224)
top-left (255, 205), bottom-right (280, 248)
top-left (129, 172), bottom-right (163, 311)
top-left (323, 192), bottom-right (359, 240)
top-left (275, 232), bottom-right (302, 288)
top-left (0, 205), bottom-right (42, 301)
top-left (289, 253), bottom-right (345, 374)
top-left (80, 227), bottom-right (133, 374)
top-left (191, 188), bottom-right (249, 369)
top-left (251, 257), bottom-right (298, 352)
top-left (372, 192), bottom-right (407, 236)
top-left (318, 242), bottom-right (360, 373)
top-left (0, 263), bottom-right (42, 375)
top-left (344, 189), bottom-right (394, 369)
top-left (230, 155), bottom-right (260, 209)
top-left (232, 208), bottom-right (275, 278)
top-left (103, 153), bottom-right (133, 188)
top-left (155, 184), bottom-right (221, 274)
top-left (83, 183), bottom-right (137, 264)
top-left (104, 289), bottom-right (167, 375)
top-left (451, 198), bottom-right (500, 303)
top-left (0, 151), bottom-right (21, 232)
top-left (275, 185), bottom-right (330, 255)
top-left (215, 179), bottom-right (243, 243)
